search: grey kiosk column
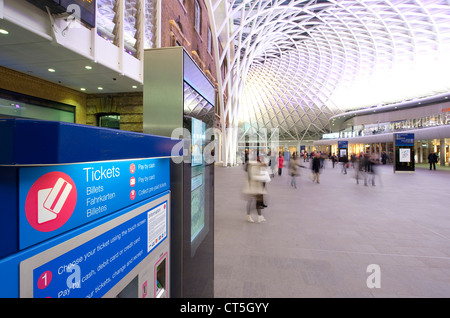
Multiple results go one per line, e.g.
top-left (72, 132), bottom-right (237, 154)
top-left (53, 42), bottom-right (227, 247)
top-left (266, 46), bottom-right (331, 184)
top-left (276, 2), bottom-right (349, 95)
top-left (143, 47), bottom-right (215, 298)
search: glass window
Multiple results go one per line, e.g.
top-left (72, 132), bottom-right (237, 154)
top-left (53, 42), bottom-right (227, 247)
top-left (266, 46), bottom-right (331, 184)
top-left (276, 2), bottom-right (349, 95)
top-left (195, 0), bottom-right (201, 34)
top-left (207, 27), bottom-right (212, 54)
top-left (97, 113), bottom-right (120, 129)
top-left (445, 113), bottom-right (450, 125)
top-left (0, 95), bottom-right (74, 123)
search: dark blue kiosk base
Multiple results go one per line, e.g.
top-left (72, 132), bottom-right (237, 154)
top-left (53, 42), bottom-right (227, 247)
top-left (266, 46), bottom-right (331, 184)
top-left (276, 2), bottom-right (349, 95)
top-left (0, 119), bottom-right (179, 298)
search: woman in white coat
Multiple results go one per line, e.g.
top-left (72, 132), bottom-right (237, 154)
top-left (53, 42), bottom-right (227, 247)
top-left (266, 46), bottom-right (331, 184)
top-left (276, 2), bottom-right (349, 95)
top-left (244, 159), bottom-right (270, 223)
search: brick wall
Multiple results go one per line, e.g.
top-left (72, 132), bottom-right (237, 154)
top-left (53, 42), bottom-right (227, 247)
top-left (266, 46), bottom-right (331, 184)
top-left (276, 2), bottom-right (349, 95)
top-left (86, 92), bottom-right (143, 132)
top-left (161, 0), bottom-right (218, 84)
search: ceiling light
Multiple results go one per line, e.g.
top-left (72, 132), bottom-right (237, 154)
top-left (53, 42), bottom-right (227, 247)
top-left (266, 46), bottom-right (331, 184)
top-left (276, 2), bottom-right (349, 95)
top-left (80, 88), bottom-right (86, 91)
top-left (85, 66), bottom-right (93, 70)
top-left (132, 85), bottom-right (138, 89)
top-left (98, 87), bottom-right (103, 90)
top-left (48, 68), bottom-right (56, 72)
top-left (0, 29), bottom-right (9, 35)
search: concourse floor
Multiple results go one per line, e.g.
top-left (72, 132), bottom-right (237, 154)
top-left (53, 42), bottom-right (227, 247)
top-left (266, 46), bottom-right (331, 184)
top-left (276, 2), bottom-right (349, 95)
top-left (214, 161), bottom-right (450, 298)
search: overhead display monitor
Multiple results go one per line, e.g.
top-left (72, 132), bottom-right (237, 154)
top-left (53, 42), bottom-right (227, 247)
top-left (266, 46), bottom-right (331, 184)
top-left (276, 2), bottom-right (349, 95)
top-left (26, 0), bottom-right (96, 28)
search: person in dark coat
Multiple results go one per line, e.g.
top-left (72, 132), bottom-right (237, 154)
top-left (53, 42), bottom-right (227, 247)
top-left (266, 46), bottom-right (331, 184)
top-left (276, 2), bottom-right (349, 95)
top-left (331, 153), bottom-right (337, 168)
top-left (381, 152), bottom-right (387, 165)
top-left (428, 152), bottom-right (438, 170)
top-left (341, 153), bottom-right (349, 174)
top-left (311, 153), bottom-right (321, 184)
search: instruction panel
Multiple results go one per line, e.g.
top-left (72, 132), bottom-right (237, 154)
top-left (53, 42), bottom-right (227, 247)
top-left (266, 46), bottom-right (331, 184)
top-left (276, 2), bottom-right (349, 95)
top-left (21, 199), bottom-right (168, 298)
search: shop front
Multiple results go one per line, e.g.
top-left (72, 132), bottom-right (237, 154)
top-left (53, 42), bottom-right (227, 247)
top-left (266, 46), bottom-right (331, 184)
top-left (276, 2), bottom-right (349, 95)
top-left (415, 138), bottom-right (450, 166)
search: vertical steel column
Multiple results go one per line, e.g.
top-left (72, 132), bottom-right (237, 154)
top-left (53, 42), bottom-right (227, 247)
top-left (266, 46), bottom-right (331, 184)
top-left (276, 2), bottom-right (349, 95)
top-left (113, 0), bottom-right (125, 74)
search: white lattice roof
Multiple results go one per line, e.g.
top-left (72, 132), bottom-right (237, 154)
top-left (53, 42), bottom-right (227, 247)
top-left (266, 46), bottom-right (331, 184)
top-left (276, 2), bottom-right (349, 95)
top-left (96, 0), bottom-right (450, 143)
top-left (209, 0), bottom-right (450, 140)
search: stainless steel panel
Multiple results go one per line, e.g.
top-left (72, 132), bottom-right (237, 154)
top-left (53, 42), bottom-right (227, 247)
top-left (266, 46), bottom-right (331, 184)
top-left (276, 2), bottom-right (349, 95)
top-left (143, 47), bottom-right (184, 137)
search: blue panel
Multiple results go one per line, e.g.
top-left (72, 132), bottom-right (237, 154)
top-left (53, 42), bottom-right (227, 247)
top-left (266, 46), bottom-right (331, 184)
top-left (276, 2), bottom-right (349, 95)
top-left (0, 119), bottom-right (181, 165)
top-left (0, 191), bottom-right (169, 298)
top-left (338, 140), bottom-right (348, 148)
top-left (395, 133), bottom-right (415, 146)
top-left (0, 167), bottom-right (19, 259)
top-left (0, 120), bottom-right (15, 164)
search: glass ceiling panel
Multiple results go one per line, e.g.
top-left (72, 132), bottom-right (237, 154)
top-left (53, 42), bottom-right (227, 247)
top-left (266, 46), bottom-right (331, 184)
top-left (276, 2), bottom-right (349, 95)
top-left (213, 0), bottom-right (450, 140)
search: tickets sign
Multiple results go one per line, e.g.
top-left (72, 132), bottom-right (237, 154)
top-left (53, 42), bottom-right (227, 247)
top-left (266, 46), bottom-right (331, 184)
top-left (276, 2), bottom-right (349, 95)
top-left (19, 158), bottom-right (170, 249)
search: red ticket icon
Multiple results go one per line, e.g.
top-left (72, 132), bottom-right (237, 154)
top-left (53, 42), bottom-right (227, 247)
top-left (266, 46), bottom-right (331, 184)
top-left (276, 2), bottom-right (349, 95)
top-left (38, 178), bottom-right (73, 224)
top-left (25, 172), bottom-right (77, 232)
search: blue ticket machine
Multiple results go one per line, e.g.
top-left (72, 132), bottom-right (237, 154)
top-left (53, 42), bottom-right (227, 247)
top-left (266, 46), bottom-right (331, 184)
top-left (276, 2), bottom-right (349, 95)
top-left (0, 119), bottom-right (179, 298)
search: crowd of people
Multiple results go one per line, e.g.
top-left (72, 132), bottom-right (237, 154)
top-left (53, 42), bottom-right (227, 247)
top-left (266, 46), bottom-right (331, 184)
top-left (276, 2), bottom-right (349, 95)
top-left (242, 150), bottom-right (386, 223)
top-left (242, 147), bottom-right (443, 223)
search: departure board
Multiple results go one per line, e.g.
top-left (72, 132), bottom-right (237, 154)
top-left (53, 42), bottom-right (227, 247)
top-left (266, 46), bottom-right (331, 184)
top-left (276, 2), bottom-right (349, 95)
top-left (61, 0), bottom-right (95, 13)
top-left (27, 0), bottom-right (96, 28)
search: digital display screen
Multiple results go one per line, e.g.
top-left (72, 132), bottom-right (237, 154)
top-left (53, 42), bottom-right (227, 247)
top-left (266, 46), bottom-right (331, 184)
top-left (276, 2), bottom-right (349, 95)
top-left (27, 0), bottom-right (96, 27)
top-left (60, 0), bottom-right (95, 12)
top-left (190, 118), bottom-right (206, 242)
top-left (191, 118), bottom-right (205, 166)
top-left (191, 172), bottom-right (205, 242)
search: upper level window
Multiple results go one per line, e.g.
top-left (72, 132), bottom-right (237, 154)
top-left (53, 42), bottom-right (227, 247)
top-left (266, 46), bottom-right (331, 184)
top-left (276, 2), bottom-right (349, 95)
top-left (195, 0), bottom-right (201, 34)
top-left (207, 27), bottom-right (212, 54)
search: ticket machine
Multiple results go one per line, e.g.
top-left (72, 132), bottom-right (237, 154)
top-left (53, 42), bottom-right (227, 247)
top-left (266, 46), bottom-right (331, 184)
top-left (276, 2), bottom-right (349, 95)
top-left (0, 119), bottom-right (179, 298)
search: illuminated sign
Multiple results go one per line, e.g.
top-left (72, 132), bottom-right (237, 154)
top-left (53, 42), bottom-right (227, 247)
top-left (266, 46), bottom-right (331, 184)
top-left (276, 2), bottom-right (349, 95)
top-left (61, 0), bottom-right (95, 13)
top-left (394, 133), bottom-right (414, 146)
top-left (322, 132), bottom-right (339, 139)
top-left (26, 0), bottom-right (96, 28)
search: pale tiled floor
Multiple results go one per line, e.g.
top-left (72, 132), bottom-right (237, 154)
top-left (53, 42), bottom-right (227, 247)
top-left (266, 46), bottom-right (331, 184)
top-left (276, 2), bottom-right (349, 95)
top-left (214, 161), bottom-right (450, 297)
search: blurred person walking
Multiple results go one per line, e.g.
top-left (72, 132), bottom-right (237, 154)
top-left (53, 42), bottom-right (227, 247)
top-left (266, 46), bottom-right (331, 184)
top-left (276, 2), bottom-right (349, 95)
top-left (311, 153), bottom-right (321, 184)
top-left (355, 152), bottom-right (365, 185)
top-left (369, 153), bottom-right (381, 186)
top-left (269, 151), bottom-right (277, 178)
top-left (278, 152), bottom-right (284, 176)
top-left (243, 159), bottom-right (269, 223)
top-left (362, 153), bottom-right (371, 186)
top-left (259, 155), bottom-right (270, 208)
top-left (289, 153), bottom-right (300, 188)
top-left (341, 153), bottom-right (349, 175)
top-left (351, 154), bottom-right (357, 168)
top-left (331, 153), bottom-right (337, 168)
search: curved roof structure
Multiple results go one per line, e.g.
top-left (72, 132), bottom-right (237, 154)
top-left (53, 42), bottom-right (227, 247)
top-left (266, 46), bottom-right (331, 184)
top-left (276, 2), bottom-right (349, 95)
top-left (206, 0), bottom-right (450, 162)
top-left (96, 0), bottom-right (450, 164)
